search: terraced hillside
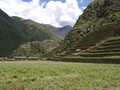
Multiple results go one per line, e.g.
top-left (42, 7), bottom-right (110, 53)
top-left (80, 37), bottom-right (120, 57)
top-left (54, 23), bottom-right (120, 63)
top-left (54, 0), bottom-right (120, 63)
top-left (12, 40), bottom-right (58, 57)
top-left (58, 36), bottom-right (120, 63)
top-left (56, 0), bottom-right (120, 54)
top-left (55, 23), bottom-right (120, 56)
top-left (70, 24), bottom-right (120, 52)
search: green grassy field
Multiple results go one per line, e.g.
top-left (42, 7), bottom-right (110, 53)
top-left (0, 61), bottom-right (120, 90)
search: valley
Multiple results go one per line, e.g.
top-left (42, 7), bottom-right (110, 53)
top-left (0, 9), bottom-right (71, 57)
top-left (0, 0), bottom-right (120, 89)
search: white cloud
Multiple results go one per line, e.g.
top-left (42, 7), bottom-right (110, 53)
top-left (0, 0), bottom-right (83, 27)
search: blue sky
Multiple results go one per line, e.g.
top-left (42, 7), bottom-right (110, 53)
top-left (23, 0), bottom-right (93, 8)
top-left (0, 0), bottom-right (93, 27)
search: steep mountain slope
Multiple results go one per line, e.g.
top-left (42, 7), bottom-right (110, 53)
top-left (0, 9), bottom-right (26, 57)
top-left (12, 16), bottom-right (60, 42)
top-left (59, 34), bottom-right (120, 63)
top-left (56, 0), bottom-right (120, 55)
top-left (0, 9), bottom-right (60, 57)
top-left (45, 25), bottom-right (72, 39)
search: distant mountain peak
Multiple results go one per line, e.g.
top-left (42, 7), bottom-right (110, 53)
top-left (45, 24), bottom-right (72, 39)
top-left (58, 25), bottom-right (72, 29)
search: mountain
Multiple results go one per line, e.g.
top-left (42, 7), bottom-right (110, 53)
top-left (45, 25), bottom-right (72, 39)
top-left (0, 9), bottom-right (26, 57)
top-left (57, 24), bottom-right (120, 63)
top-left (11, 16), bottom-right (60, 42)
top-left (57, 25), bottom-right (72, 38)
top-left (56, 0), bottom-right (120, 55)
top-left (0, 8), bottom-right (72, 57)
top-left (12, 40), bottom-right (58, 57)
top-left (12, 17), bottom-right (72, 40)
top-left (0, 9), bottom-right (60, 57)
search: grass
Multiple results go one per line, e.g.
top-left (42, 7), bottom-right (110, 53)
top-left (102, 41), bottom-right (120, 46)
top-left (64, 56), bottom-right (120, 61)
top-left (88, 48), bottom-right (120, 53)
top-left (80, 52), bottom-right (120, 57)
top-left (98, 44), bottom-right (120, 49)
top-left (0, 61), bottom-right (120, 90)
top-left (108, 37), bottom-right (120, 41)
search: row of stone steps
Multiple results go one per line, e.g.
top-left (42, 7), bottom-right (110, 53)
top-left (52, 56), bottom-right (120, 64)
top-left (54, 37), bottom-right (120, 63)
top-left (79, 37), bottom-right (120, 58)
top-left (55, 24), bottom-right (120, 63)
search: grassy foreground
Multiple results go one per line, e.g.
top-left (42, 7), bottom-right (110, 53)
top-left (0, 61), bottom-right (120, 90)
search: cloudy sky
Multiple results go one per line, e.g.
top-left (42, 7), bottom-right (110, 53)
top-left (0, 0), bottom-right (93, 27)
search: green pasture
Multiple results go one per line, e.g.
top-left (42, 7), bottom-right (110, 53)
top-left (0, 61), bottom-right (120, 90)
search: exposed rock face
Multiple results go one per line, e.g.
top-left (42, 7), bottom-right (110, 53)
top-left (56, 0), bottom-right (120, 54)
